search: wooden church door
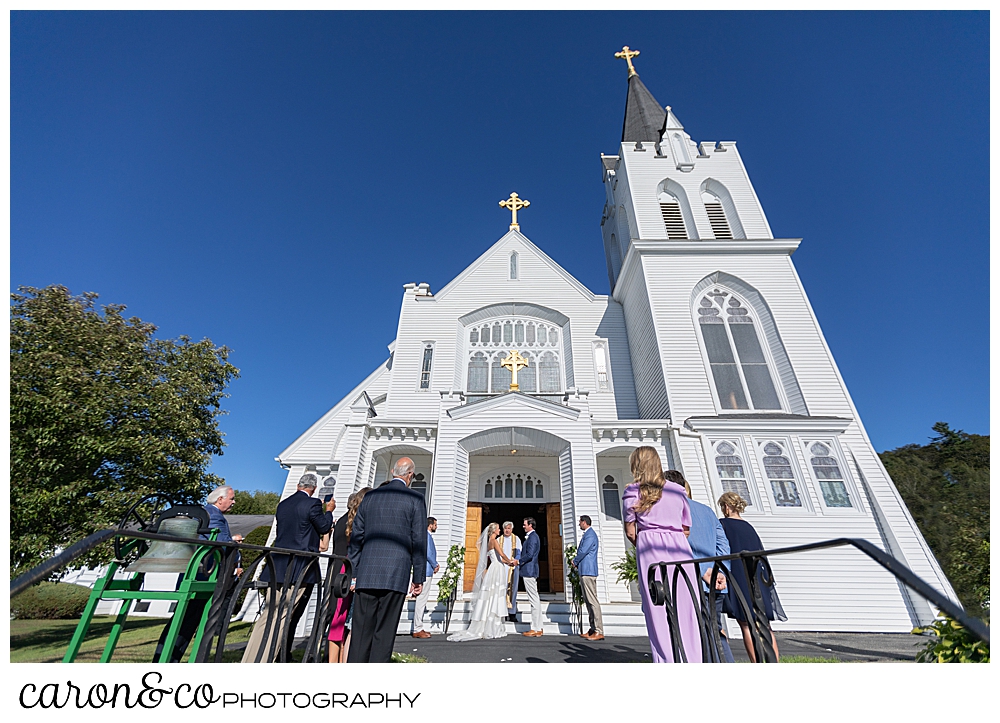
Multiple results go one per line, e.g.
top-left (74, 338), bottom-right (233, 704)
top-left (463, 503), bottom-right (483, 592)
top-left (545, 503), bottom-right (564, 592)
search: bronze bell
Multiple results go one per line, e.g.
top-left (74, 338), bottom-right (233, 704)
top-left (126, 515), bottom-right (203, 573)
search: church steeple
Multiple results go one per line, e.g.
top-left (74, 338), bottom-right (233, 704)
top-left (615, 45), bottom-right (667, 143)
top-left (622, 73), bottom-right (667, 143)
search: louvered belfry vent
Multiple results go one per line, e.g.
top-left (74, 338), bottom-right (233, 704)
top-left (659, 202), bottom-right (687, 239)
top-left (705, 202), bottom-right (733, 239)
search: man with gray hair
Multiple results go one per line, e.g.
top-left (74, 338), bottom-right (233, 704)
top-left (500, 521), bottom-right (521, 622)
top-left (243, 472), bottom-right (335, 662)
top-left (153, 484), bottom-right (244, 662)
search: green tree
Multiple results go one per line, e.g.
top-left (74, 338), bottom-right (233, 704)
top-left (880, 423), bottom-right (989, 615)
top-left (10, 285), bottom-right (239, 577)
top-left (230, 489), bottom-right (280, 515)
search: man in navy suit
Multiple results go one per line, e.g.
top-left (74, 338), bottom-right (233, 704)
top-left (242, 473), bottom-right (334, 662)
top-left (516, 517), bottom-right (543, 636)
top-left (347, 457), bottom-right (427, 663)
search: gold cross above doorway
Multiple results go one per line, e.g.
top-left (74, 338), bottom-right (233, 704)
top-left (499, 192), bottom-right (530, 231)
top-left (500, 349), bottom-right (529, 391)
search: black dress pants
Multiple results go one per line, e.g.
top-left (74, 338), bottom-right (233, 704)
top-left (347, 588), bottom-right (405, 663)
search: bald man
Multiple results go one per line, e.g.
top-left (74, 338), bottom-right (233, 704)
top-left (347, 457), bottom-right (428, 663)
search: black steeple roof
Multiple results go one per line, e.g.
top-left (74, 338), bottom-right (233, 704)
top-left (621, 73), bottom-right (666, 143)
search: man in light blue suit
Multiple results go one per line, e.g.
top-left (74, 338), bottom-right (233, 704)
top-left (572, 515), bottom-right (604, 640)
top-left (412, 517), bottom-right (438, 638)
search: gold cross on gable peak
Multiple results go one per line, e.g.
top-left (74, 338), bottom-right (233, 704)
top-left (500, 349), bottom-right (529, 392)
top-left (499, 192), bottom-right (530, 231)
top-left (615, 45), bottom-right (640, 77)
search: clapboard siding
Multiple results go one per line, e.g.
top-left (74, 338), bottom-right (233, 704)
top-left (615, 141), bottom-right (772, 241)
top-left (615, 262), bottom-right (670, 418)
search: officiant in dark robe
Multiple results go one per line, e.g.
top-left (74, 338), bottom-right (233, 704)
top-left (500, 522), bottom-right (522, 622)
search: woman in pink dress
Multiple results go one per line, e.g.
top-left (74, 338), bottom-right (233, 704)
top-left (623, 447), bottom-right (702, 663)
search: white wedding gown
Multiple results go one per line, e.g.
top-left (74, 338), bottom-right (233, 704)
top-left (448, 549), bottom-right (509, 641)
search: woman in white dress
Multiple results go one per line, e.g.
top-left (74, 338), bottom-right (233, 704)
top-left (448, 522), bottom-right (516, 641)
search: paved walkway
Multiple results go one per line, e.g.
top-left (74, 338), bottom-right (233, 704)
top-left (393, 631), bottom-right (926, 663)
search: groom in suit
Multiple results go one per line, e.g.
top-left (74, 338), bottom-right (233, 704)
top-left (517, 517), bottom-right (543, 636)
top-left (347, 457), bottom-right (428, 663)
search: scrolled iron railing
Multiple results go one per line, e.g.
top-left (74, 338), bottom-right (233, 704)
top-left (646, 537), bottom-right (989, 663)
top-left (11, 528), bottom-right (352, 664)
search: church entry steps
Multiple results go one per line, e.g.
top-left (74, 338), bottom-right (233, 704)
top-left (397, 598), bottom-right (649, 637)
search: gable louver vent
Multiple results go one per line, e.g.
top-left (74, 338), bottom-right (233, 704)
top-left (705, 203), bottom-right (733, 239)
top-left (659, 202), bottom-right (687, 239)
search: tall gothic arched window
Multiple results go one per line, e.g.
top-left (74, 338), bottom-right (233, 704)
top-left (658, 189), bottom-right (688, 239)
top-left (809, 442), bottom-right (852, 508)
top-left (762, 441), bottom-right (801, 507)
top-left (467, 352), bottom-right (489, 393)
top-left (714, 441), bottom-right (753, 507)
top-left (697, 288), bottom-right (781, 410)
top-left (510, 252), bottom-right (518, 280)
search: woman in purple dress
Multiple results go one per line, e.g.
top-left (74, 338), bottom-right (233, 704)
top-left (623, 447), bottom-right (702, 663)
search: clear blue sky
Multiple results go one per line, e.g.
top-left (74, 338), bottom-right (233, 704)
top-left (11, 11), bottom-right (989, 494)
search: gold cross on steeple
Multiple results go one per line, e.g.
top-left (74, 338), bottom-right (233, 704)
top-left (615, 45), bottom-right (640, 77)
top-left (500, 350), bottom-right (529, 392)
top-left (499, 192), bottom-right (530, 231)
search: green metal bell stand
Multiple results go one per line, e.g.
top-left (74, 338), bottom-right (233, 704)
top-left (62, 530), bottom-right (222, 663)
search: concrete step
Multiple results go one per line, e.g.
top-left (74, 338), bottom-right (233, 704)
top-left (397, 599), bottom-right (649, 637)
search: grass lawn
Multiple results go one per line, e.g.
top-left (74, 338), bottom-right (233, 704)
top-left (10, 616), bottom-right (253, 663)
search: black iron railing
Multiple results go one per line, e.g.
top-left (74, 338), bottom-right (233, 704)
top-left (11, 528), bottom-right (352, 664)
top-left (646, 537), bottom-right (989, 663)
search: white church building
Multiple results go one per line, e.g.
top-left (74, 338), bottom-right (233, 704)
top-left (274, 53), bottom-right (956, 634)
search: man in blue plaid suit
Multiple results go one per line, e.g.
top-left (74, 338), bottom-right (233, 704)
top-left (347, 457), bottom-right (428, 662)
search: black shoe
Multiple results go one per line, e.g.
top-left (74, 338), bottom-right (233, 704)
top-left (507, 614), bottom-right (518, 623)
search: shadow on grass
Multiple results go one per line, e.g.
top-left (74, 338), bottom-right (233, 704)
top-left (11, 616), bottom-right (253, 664)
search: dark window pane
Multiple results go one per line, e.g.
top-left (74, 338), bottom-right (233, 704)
top-left (711, 364), bottom-right (748, 409)
top-left (526, 325), bottom-right (536, 344)
top-left (730, 323), bottom-right (766, 364)
top-left (602, 487), bottom-right (623, 520)
top-left (515, 323), bottom-right (524, 344)
top-left (770, 480), bottom-right (801, 507)
top-left (467, 355), bottom-right (489, 392)
top-left (492, 357), bottom-right (511, 392)
top-left (701, 324), bottom-right (735, 363)
top-left (743, 364), bottom-right (780, 409)
top-left (503, 323), bottom-right (513, 344)
top-left (540, 360), bottom-right (560, 392)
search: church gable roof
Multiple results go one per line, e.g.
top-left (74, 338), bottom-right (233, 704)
top-left (447, 391), bottom-right (580, 421)
top-left (433, 229), bottom-right (596, 303)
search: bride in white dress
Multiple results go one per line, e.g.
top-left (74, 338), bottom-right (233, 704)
top-left (448, 522), bottom-right (516, 641)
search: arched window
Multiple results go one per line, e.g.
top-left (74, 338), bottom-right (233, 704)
top-left (762, 441), bottom-right (801, 507)
top-left (504, 475), bottom-right (513, 498)
top-left (602, 475), bottom-right (622, 520)
top-left (539, 352), bottom-right (560, 393)
top-left (510, 252), bottom-right (518, 280)
top-left (485, 479), bottom-right (493, 498)
top-left (525, 475), bottom-right (534, 498)
top-left (810, 442), bottom-right (852, 508)
top-left (658, 189), bottom-right (688, 239)
top-left (535, 481), bottom-right (544, 498)
top-left (697, 289), bottom-right (781, 410)
top-left (464, 313), bottom-right (564, 394)
top-left (467, 352), bottom-right (489, 392)
top-left (515, 474), bottom-right (524, 498)
top-left (714, 441), bottom-right (753, 507)
top-left (702, 190), bottom-right (733, 239)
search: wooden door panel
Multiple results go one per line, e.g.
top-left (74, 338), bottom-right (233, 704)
top-left (545, 503), bottom-right (563, 593)
top-left (464, 504), bottom-right (483, 592)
